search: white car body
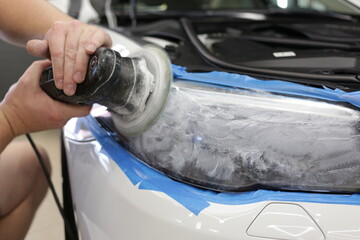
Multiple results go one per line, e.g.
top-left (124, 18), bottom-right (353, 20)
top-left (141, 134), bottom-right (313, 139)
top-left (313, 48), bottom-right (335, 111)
top-left (62, 27), bottom-right (360, 240)
top-left (64, 115), bottom-right (360, 240)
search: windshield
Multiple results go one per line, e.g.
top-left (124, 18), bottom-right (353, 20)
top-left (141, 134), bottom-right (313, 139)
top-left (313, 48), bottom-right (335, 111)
top-left (113, 0), bottom-right (360, 16)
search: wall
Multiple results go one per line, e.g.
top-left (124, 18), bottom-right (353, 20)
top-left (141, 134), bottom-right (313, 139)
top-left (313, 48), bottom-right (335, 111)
top-left (0, 41), bottom-right (38, 100)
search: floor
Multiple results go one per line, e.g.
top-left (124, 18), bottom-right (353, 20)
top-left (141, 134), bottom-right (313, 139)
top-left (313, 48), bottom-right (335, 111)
top-left (1, 41), bottom-right (64, 239)
top-left (16, 130), bottom-right (65, 240)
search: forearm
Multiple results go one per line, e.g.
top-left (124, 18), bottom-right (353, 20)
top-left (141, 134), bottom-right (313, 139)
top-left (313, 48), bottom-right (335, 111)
top-left (0, 0), bottom-right (73, 46)
top-left (0, 106), bottom-right (15, 152)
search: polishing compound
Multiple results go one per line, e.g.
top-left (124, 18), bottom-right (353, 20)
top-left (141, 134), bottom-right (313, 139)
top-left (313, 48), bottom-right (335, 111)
top-left (40, 46), bottom-right (172, 136)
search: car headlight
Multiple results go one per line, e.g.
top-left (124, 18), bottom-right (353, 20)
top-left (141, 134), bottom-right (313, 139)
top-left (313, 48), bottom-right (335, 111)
top-left (118, 79), bottom-right (360, 193)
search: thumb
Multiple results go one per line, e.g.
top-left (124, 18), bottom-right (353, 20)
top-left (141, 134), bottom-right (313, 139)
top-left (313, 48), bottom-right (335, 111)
top-left (26, 39), bottom-right (50, 59)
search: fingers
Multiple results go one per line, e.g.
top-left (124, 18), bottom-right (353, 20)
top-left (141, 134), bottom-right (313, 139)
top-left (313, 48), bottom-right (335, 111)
top-left (25, 60), bottom-right (92, 119)
top-left (47, 21), bottom-right (67, 90)
top-left (26, 60), bottom-right (92, 118)
top-left (84, 26), bottom-right (113, 54)
top-left (26, 40), bottom-right (50, 59)
top-left (27, 20), bottom-right (113, 97)
top-left (71, 25), bottom-right (113, 88)
top-left (63, 20), bottom-right (83, 96)
top-left (24, 60), bottom-right (92, 130)
top-left (45, 20), bottom-right (112, 96)
top-left (21, 60), bottom-right (52, 86)
top-left (1, 59), bottom-right (92, 137)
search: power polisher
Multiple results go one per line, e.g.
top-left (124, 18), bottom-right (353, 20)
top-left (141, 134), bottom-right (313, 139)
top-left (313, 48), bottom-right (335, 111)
top-left (40, 46), bottom-right (172, 136)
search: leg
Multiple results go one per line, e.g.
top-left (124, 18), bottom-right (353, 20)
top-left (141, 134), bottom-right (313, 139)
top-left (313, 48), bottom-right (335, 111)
top-left (0, 140), bottom-right (51, 240)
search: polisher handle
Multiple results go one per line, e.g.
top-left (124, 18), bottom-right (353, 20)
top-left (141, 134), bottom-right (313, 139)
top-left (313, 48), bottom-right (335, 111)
top-left (40, 67), bottom-right (83, 104)
top-left (40, 47), bottom-right (118, 105)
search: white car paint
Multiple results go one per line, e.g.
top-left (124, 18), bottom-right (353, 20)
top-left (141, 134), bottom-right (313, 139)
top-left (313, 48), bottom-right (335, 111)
top-left (64, 115), bottom-right (360, 240)
top-left (60, 13), bottom-right (360, 240)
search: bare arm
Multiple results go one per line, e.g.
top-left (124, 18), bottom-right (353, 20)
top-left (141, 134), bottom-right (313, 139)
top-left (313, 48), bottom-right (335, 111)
top-left (0, 108), bottom-right (14, 152)
top-left (0, 0), bottom-right (73, 46)
top-left (0, 60), bottom-right (91, 152)
top-left (0, 0), bottom-right (112, 96)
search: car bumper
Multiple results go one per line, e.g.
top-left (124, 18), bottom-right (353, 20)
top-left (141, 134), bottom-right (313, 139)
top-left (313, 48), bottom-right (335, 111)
top-left (63, 116), bottom-right (360, 240)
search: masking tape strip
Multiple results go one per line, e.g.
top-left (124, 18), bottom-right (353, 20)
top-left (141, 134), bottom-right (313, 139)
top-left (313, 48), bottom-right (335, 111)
top-left (84, 65), bottom-right (360, 214)
top-left (172, 65), bottom-right (360, 108)
top-left (85, 116), bottom-right (360, 215)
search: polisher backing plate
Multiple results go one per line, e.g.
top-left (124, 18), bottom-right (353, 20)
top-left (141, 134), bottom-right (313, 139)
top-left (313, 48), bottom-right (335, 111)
top-left (111, 44), bottom-right (172, 137)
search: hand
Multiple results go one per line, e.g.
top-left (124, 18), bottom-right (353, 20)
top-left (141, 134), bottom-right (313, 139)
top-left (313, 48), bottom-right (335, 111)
top-left (0, 60), bottom-right (91, 137)
top-left (26, 20), bottom-right (112, 96)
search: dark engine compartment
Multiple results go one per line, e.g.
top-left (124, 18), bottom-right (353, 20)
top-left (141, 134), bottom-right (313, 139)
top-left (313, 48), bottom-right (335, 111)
top-left (114, 13), bottom-right (360, 91)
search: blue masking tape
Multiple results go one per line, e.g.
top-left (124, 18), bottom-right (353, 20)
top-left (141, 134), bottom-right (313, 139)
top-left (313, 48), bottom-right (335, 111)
top-left (85, 115), bottom-right (360, 215)
top-left (84, 65), bottom-right (360, 215)
top-left (172, 65), bottom-right (360, 108)
top-left (84, 116), bottom-right (210, 215)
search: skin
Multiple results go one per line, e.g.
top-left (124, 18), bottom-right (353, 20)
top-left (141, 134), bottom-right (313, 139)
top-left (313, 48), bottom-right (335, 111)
top-left (0, 0), bottom-right (112, 239)
top-left (0, 141), bottom-right (51, 240)
top-left (0, 60), bottom-right (92, 240)
top-left (0, 60), bottom-right (92, 145)
top-left (0, 0), bottom-right (112, 96)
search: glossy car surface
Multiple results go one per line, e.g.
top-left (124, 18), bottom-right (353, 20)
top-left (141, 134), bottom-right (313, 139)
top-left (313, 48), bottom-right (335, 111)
top-left (61, 0), bottom-right (360, 239)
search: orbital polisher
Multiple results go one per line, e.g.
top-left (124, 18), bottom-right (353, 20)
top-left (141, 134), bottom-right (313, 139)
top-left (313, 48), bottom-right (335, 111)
top-left (40, 46), bottom-right (172, 136)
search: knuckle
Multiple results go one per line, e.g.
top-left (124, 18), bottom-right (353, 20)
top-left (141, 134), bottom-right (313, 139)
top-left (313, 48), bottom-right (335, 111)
top-left (80, 30), bottom-right (100, 46)
top-left (32, 60), bottom-right (47, 69)
top-left (53, 70), bottom-right (64, 80)
top-left (65, 48), bottom-right (77, 61)
top-left (29, 60), bottom-right (40, 67)
top-left (51, 21), bottom-right (64, 31)
top-left (80, 38), bottom-right (91, 48)
top-left (71, 20), bottom-right (82, 28)
top-left (17, 77), bottom-right (27, 88)
top-left (76, 55), bottom-right (89, 67)
top-left (52, 49), bottom-right (64, 58)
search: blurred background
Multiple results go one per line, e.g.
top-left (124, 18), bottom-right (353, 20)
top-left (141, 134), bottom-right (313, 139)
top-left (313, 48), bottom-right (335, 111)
top-left (0, 41), bottom-right (64, 240)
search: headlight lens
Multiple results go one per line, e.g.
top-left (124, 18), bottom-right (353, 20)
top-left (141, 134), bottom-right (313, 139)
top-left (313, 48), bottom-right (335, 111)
top-left (120, 81), bottom-right (360, 193)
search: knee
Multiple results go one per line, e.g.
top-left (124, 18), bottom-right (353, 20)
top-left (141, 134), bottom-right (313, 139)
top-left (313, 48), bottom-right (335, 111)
top-left (35, 145), bottom-right (52, 176)
top-left (0, 141), bottom-right (52, 216)
top-left (18, 143), bottom-right (52, 202)
top-left (30, 144), bottom-right (52, 190)
top-left (22, 144), bottom-right (52, 179)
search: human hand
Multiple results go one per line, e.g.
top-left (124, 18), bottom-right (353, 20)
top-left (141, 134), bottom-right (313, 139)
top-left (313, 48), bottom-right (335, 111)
top-left (26, 20), bottom-right (112, 96)
top-left (0, 60), bottom-right (91, 137)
